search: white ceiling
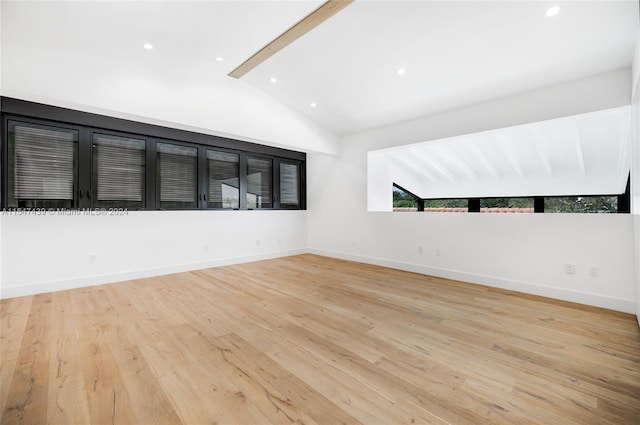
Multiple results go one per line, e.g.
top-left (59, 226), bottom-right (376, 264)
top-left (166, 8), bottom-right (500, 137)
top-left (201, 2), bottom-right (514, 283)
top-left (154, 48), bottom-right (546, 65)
top-left (1, 1), bottom-right (638, 137)
top-left (244, 0), bottom-right (638, 135)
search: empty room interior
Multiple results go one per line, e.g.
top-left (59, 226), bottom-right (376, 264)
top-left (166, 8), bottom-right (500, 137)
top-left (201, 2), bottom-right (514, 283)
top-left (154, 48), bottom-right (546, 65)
top-left (2, 1), bottom-right (640, 424)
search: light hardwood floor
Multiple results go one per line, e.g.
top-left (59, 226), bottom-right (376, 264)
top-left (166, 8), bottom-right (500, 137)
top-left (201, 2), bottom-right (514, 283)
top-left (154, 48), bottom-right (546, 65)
top-left (1, 254), bottom-right (639, 424)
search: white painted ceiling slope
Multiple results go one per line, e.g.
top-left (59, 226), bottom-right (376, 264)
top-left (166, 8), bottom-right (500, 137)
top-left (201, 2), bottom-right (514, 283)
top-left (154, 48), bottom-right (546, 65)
top-left (1, 1), bottom-right (638, 139)
top-left (245, 0), bottom-right (638, 135)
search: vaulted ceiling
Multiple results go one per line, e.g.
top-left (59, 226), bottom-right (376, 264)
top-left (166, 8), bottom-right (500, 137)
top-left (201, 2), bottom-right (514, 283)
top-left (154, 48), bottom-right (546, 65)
top-left (1, 1), bottom-right (637, 138)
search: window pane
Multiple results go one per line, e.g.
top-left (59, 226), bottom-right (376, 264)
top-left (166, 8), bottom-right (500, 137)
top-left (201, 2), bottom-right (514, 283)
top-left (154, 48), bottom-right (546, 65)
top-left (545, 196), bottom-right (617, 213)
top-left (8, 122), bottom-right (77, 208)
top-left (280, 162), bottom-right (300, 207)
top-left (156, 143), bottom-right (197, 209)
top-left (480, 198), bottom-right (534, 213)
top-left (423, 199), bottom-right (468, 212)
top-left (207, 150), bottom-right (239, 209)
top-left (393, 186), bottom-right (418, 211)
top-left (247, 157), bottom-right (272, 209)
top-left (92, 134), bottom-right (145, 208)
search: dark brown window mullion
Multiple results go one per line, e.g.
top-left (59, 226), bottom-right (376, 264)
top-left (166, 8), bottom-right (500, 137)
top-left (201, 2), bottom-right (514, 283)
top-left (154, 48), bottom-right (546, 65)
top-left (1, 116), bottom-right (7, 209)
top-left (145, 140), bottom-right (157, 210)
top-left (78, 128), bottom-right (92, 209)
top-left (198, 147), bottom-right (207, 209)
top-left (239, 153), bottom-right (248, 210)
top-left (273, 160), bottom-right (281, 209)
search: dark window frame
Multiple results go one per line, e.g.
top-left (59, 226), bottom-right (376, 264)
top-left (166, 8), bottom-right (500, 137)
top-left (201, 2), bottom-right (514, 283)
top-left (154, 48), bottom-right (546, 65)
top-left (5, 117), bottom-right (81, 209)
top-left (205, 147), bottom-right (242, 210)
top-left (394, 174), bottom-right (631, 214)
top-left (278, 159), bottom-right (303, 210)
top-left (245, 154), bottom-right (274, 210)
top-left (89, 129), bottom-right (148, 210)
top-left (1, 97), bottom-right (306, 211)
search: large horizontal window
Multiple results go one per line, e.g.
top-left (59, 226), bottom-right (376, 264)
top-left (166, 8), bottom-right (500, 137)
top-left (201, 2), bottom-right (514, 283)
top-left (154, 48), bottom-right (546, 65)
top-left (1, 97), bottom-right (306, 211)
top-left (372, 107), bottom-right (631, 213)
top-left (392, 181), bottom-right (630, 214)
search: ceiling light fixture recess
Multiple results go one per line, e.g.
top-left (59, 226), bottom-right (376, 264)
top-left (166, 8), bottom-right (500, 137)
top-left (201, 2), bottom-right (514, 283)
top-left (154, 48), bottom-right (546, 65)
top-left (143, 43), bottom-right (154, 50)
top-left (397, 68), bottom-right (406, 76)
top-left (270, 77), bottom-right (278, 83)
top-left (310, 102), bottom-right (317, 108)
top-left (545, 6), bottom-right (559, 17)
top-left (215, 56), bottom-right (224, 62)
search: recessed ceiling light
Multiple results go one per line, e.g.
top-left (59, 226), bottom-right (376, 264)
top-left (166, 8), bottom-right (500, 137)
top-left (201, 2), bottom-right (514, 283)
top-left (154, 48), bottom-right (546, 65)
top-left (397, 68), bottom-right (406, 76)
top-left (310, 102), bottom-right (317, 108)
top-left (545, 6), bottom-right (559, 17)
top-left (270, 77), bottom-right (278, 83)
top-left (143, 43), bottom-right (154, 50)
top-left (215, 56), bottom-right (224, 62)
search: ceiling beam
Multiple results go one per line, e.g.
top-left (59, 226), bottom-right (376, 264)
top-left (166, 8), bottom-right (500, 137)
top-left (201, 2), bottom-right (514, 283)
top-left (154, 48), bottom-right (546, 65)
top-left (228, 0), bottom-right (354, 79)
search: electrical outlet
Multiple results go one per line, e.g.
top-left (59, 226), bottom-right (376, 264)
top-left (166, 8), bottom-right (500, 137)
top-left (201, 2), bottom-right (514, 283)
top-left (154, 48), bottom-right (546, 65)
top-left (203, 244), bottom-right (209, 252)
top-left (565, 264), bottom-right (575, 275)
top-left (418, 246), bottom-right (423, 254)
top-left (89, 254), bottom-right (97, 264)
top-left (256, 240), bottom-right (261, 247)
top-left (434, 248), bottom-right (441, 256)
top-left (589, 267), bottom-right (599, 277)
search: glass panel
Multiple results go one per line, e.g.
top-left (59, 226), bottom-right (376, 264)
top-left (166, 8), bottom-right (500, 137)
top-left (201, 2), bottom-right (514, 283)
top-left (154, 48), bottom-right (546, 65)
top-left (207, 150), bottom-right (239, 209)
top-left (280, 162), bottom-right (300, 207)
top-left (545, 196), bottom-right (617, 213)
top-left (156, 142), bottom-right (197, 209)
top-left (393, 186), bottom-right (418, 211)
top-left (8, 122), bottom-right (78, 208)
top-left (480, 197), bottom-right (534, 213)
top-left (423, 199), bottom-right (468, 212)
top-left (92, 133), bottom-right (145, 208)
top-left (247, 157), bottom-right (272, 209)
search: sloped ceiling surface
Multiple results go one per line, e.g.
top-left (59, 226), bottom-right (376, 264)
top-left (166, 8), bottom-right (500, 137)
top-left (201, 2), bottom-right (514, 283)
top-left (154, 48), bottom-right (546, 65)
top-left (244, 1), bottom-right (638, 135)
top-left (1, 1), bottom-right (637, 138)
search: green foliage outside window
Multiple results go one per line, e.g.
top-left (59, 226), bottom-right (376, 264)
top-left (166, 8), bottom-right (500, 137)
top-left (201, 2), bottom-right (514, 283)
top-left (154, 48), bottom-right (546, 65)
top-left (392, 186), bottom-right (418, 209)
top-left (545, 196), bottom-right (617, 213)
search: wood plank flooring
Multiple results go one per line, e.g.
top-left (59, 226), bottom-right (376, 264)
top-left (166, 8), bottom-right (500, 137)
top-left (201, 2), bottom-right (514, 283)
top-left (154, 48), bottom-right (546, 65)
top-left (1, 254), bottom-right (639, 424)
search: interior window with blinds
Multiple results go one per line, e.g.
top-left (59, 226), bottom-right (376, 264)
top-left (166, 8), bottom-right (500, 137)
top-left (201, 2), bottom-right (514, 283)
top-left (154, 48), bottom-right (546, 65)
top-left (247, 156), bottom-right (272, 209)
top-left (280, 161), bottom-right (300, 208)
top-left (92, 134), bottom-right (145, 209)
top-left (8, 121), bottom-right (78, 208)
top-left (156, 142), bottom-right (198, 209)
top-left (207, 150), bottom-right (239, 209)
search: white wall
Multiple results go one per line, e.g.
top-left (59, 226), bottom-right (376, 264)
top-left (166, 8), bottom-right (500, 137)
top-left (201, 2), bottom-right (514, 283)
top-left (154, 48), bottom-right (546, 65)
top-left (632, 32), bottom-right (640, 325)
top-left (0, 4), bottom-right (330, 299)
top-left (0, 46), bottom-right (339, 156)
top-left (308, 69), bottom-right (637, 313)
top-left (0, 211), bottom-right (307, 298)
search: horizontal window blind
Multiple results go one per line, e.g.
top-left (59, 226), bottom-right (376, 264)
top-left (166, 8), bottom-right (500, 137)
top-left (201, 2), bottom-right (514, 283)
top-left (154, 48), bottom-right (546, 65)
top-left (207, 150), bottom-right (239, 209)
top-left (247, 157), bottom-right (272, 208)
top-left (13, 124), bottom-right (76, 200)
top-left (280, 162), bottom-right (300, 206)
top-left (93, 134), bottom-right (145, 203)
top-left (157, 142), bottom-right (197, 207)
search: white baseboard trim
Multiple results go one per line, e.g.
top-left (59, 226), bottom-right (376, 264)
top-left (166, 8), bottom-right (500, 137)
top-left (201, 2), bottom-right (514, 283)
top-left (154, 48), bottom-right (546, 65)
top-left (0, 249), bottom-right (307, 299)
top-left (308, 248), bottom-right (636, 314)
top-left (3, 247), bottom-right (635, 315)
